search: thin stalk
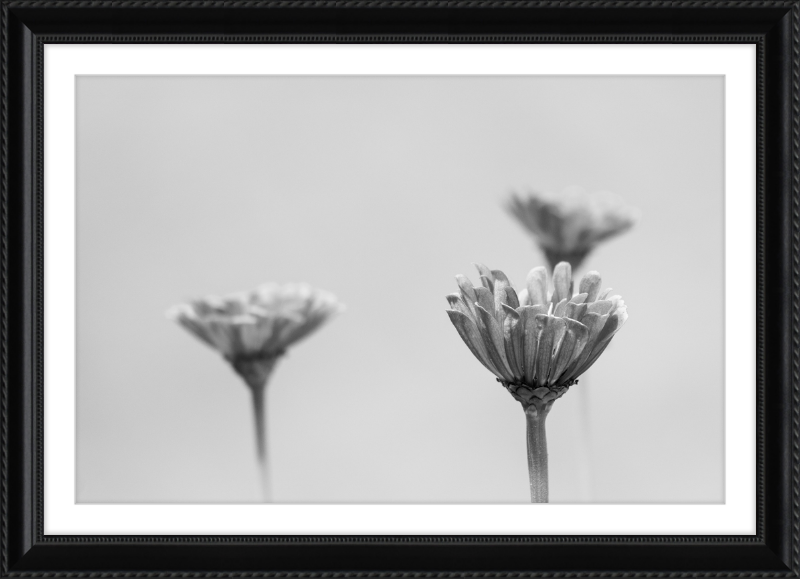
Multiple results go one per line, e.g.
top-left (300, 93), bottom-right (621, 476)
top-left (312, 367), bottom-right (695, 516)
top-left (574, 377), bottom-right (593, 502)
top-left (552, 259), bottom-right (592, 501)
top-left (233, 355), bottom-right (279, 502)
top-left (525, 404), bottom-right (550, 503)
top-left (249, 383), bottom-right (271, 502)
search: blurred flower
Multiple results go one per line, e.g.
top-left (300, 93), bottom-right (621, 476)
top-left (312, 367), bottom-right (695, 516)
top-left (168, 283), bottom-right (343, 389)
top-left (168, 282), bottom-right (343, 501)
top-left (508, 187), bottom-right (639, 270)
top-left (445, 262), bottom-right (627, 502)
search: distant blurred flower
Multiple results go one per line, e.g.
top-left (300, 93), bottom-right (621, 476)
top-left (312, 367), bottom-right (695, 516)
top-left (445, 262), bottom-right (627, 502)
top-left (169, 283), bottom-right (343, 387)
top-left (168, 283), bottom-right (343, 500)
top-left (508, 187), bottom-right (639, 270)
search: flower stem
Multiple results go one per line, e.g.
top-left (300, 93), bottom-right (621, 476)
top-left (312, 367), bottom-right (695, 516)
top-left (232, 355), bottom-right (279, 502)
top-left (574, 377), bottom-right (593, 502)
top-left (249, 383), bottom-right (271, 502)
top-left (524, 404), bottom-right (551, 503)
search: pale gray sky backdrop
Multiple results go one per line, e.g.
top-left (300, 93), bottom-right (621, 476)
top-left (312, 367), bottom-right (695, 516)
top-left (76, 75), bottom-right (724, 504)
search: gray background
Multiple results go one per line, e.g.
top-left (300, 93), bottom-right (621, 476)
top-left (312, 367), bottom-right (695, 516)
top-left (76, 75), bottom-right (724, 504)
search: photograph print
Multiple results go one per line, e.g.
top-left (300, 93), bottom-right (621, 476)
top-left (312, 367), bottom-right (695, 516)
top-left (76, 74), bottom-right (724, 504)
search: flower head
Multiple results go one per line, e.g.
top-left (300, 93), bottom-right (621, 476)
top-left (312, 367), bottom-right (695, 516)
top-left (508, 187), bottom-right (639, 270)
top-left (446, 262), bottom-right (627, 411)
top-left (168, 283), bottom-right (343, 388)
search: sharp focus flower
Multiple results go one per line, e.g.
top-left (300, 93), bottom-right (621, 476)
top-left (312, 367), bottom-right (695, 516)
top-left (508, 187), bottom-right (639, 270)
top-left (168, 282), bottom-right (343, 501)
top-left (168, 283), bottom-right (344, 389)
top-left (446, 262), bottom-right (627, 409)
top-left (445, 262), bottom-right (627, 503)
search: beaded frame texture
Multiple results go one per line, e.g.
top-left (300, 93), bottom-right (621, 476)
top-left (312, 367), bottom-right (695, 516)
top-left (0, 1), bottom-right (797, 577)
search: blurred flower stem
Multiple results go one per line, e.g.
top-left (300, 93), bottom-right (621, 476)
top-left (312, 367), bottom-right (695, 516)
top-left (231, 354), bottom-right (283, 501)
top-left (573, 375), bottom-right (593, 501)
top-left (239, 357), bottom-right (279, 502)
top-left (250, 382), bottom-right (271, 501)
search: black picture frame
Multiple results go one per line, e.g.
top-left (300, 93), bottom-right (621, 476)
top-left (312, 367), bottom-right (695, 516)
top-left (1, 2), bottom-right (796, 576)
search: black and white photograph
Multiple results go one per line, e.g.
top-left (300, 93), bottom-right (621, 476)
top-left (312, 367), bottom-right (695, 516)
top-left (8, 2), bottom-right (800, 575)
top-left (75, 74), bottom-right (724, 505)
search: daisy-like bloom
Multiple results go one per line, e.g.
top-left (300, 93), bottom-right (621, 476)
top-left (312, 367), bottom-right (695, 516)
top-left (168, 283), bottom-right (343, 501)
top-left (445, 262), bottom-right (627, 502)
top-left (508, 187), bottom-right (639, 270)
